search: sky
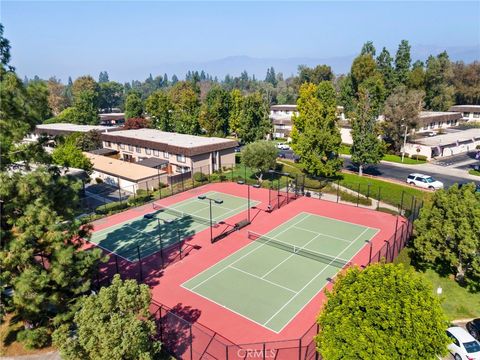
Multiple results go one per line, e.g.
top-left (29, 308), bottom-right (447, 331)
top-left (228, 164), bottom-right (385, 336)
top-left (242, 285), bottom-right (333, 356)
top-left (1, 1), bottom-right (479, 82)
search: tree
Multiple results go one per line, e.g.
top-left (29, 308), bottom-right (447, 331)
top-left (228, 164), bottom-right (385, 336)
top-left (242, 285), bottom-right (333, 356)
top-left (145, 90), bottom-right (173, 131)
top-left (298, 64), bottom-right (333, 85)
top-left (382, 86), bottom-right (424, 152)
top-left (452, 61), bottom-right (480, 105)
top-left (360, 41), bottom-right (376, 56)
top-left (407, 60), bottom-right (426, 90)
top-left (52, 275), bottom-right (161, 360)
top-left (241, 141), bottom-right (277, 181)
top-left (425, 52), bottom-right (455, 111)
top-left (316, 263), bottom-right (449, 360)
top-left (413, 183), bottom-right (480, 291)
top-left (26, 80), bottom-right (52, 122)
top-left (376, 47), bottom-right (396, 96)
top-left (291, 82), bottom-right (342, 177)
top-left (123, 117), bottom-right (151, 130)
top-left (72, 75), bottom-right (99, 101)
top-left (199, 86), bottom-right (230, 136)
top-left (265, 66), bottom-right (277, 86)
top-left (99, 81), bottom-right (124, 112)
top-left (350, 89), bottom-right (386, 176)
top-left (124, 92), bottom-right (144, 119)
top-left (73, 90), bottom-right (99, 124)
top-left (47, 77), bottom-right (69, 115)
top-left (0, 23), bottom-right (14, 71)
top-left (228, 89), bottom-right (244, 137)
top-left (169, 81), bottom-right (201, 135)
top-left (52, 137), bottom-right (93, 172)
top-left (337, 75), bottom-right (356, 115)
top-left (351, 54), bottom-right (378, 92)
top-left (98, 71), bottom-right (109, 83)
top-left (75, 130), bottom-right (102, 151)
top-left (394, 40), bottom-right (411, 86)
top-left (236, 92), bottom-right (271, 143)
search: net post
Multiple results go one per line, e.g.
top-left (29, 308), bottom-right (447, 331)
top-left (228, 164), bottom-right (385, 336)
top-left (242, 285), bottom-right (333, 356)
top-left (137, 246), bottom-right (143, 281)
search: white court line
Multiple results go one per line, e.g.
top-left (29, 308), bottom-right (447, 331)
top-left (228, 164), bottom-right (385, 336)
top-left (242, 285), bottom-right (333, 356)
top-left (228, 266), bottom-right (297, 294)
top-left (260, 231), bottom-right (327, 279)
top-left (186, 213), bottom-right (310, 291)
top-left (292, 225), bottom-right (353, 244)
top-left (263, 227), bottom-right (371, 327)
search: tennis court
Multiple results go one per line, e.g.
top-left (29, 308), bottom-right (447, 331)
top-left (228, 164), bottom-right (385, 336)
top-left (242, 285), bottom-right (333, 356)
top-left (90, 191), bottom-right (258, 262)
top-left (182, 212), bottom-right (378, 333)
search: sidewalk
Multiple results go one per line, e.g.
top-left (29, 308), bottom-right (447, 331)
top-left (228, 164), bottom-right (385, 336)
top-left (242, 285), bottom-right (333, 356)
top-left (0, 352), bottom-right (60, 360)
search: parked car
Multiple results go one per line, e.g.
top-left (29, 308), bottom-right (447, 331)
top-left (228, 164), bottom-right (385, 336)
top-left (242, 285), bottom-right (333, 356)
top-left (406, 173), bottom-right (444, 190)
top-left (446, 326), bottom-right (480, 360)
top-left (467, 319), bottom-right (480, 341)
top-left (276, 143), bottom-right (290, 150)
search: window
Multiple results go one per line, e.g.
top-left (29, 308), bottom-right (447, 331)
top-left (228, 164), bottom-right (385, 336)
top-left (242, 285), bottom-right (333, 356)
top-left (119, 144), bottom-right (125, 149)
top-left (128, 145), bottom-right (133, 151)
top-left (177, 154), bottom-right (186, 163)
top-left (153, 150), bottom-right (159, 157)
top-left (163, 151), bottom-right (169, 159)
top-left (136, 146), bottom-right (141, 153)
top-left (145, 148), bottom-right (151, 155)
top-left (464, 112), bottom-right (470, 118)
top-left (474, 112), bottom-right (480, 118)
top-left (105, 141), bottom-right (111, 147)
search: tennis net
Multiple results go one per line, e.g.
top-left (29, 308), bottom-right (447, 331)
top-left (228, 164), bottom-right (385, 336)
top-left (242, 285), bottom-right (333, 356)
top-left (153, 202), bottom-right (217, 227)
top-left (247, 231), bottom-right (349, 268)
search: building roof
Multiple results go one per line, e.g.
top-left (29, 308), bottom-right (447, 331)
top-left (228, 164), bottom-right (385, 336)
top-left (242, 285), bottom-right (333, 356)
top-left (271, 104), bottom-right (297, 111)
top-left (413, 128), bottom-right (480, 147)
top-left (418, 111), bottom-right (463, 124)
top-left (35, 123), bottom-right (120, 136)
top-left (101, 129), bottom-right (237, 157)
top-left (85, 152), bottom-right (165, 182)
top-left (136, 157), bottom-right (169, 168)
top-left (448, 105), bottom-right (480, 113)
top-left (89, 148), bottom-right (119, 156)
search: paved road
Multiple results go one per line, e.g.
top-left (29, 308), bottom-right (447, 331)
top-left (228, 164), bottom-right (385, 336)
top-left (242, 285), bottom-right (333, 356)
top-left (343, 158), bottom-right (478, 188)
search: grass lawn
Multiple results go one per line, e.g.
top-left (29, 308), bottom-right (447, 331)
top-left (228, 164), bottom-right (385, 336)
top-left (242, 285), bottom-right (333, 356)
top-left (394, 249), bottom-right (480, 320)
top-left (469, 169), bottom-right (480, 176)
top-left (382, 154), bottom-right (427, 164)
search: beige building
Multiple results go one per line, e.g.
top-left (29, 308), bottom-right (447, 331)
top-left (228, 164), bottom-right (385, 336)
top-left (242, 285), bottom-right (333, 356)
top-left (449, 105), bottom-right (480, 123)
top-left (100, 129), bottom-right (237, 175)
top-left (85, 153), bottom-right (166, 192)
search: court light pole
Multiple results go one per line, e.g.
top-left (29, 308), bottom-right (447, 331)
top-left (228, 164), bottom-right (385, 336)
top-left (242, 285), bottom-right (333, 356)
top-left (197, 195), bottom-right (223, 243)
top-left (237, 181), bottom-right (260, 223)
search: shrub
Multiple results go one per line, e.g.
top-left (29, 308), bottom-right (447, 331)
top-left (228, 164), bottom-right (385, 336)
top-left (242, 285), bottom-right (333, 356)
top-left (17, 327), bottom-right (50, 349)
top-left (410, 154), bottom-right (427, 161)
top-left (127, 193), bottom-right (152, 206)
top-left (95, 201), bottom-right (128, 215)
top-left (95, 177), bottom-right (103, 184)
top-left (193, 172), bottom-right (208, 183)
top-left (338, 190), bottom-right (372, 206)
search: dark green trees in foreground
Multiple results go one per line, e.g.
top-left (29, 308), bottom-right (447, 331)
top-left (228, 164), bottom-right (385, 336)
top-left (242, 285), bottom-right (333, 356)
top-left (316, 263), bottom-right (449, 360)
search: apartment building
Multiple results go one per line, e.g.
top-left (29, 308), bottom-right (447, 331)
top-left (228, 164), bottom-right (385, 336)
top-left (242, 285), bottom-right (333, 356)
top-left (449, 105), bottom-right (480, 123)
top-left (417, 111), bottom-right (463, 131)
top-left (100, 129), bottom-right (237, 174)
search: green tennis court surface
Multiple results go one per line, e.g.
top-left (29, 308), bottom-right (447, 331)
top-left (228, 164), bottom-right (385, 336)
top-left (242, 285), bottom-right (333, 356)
top-left (182, 212), bottom-right (378, 333)
top-left (90, 191), bottom-right (258, 262)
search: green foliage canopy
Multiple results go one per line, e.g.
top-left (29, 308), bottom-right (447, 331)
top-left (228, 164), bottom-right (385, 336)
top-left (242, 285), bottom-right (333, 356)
top-left (316, 263), bottom-right (449, 360)
top-left (241, 141), bottom-right (277, 180)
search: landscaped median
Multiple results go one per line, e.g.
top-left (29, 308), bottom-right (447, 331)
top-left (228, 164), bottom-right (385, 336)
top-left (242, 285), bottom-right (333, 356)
top-left (339, 143), bottom-right (427, 164)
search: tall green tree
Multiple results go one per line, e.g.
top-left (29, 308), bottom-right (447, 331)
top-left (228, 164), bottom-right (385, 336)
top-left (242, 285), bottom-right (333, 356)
top-left (52, 275), bottom-right (161, 360)
top-left (241, 141), bottom-right (277, 181)
top-left (199, 86), bottom-right (230, 136)
top-left (169, 81), bottom-right (201, 134)
top-left (265, 66), bottom-right (277, 86)
top-left (99, 81), bottom-right (124, 112)
top-left (394, 40), bottom-right (412, 86)
top-left (350, 89), bottom-right (386, 176)
top-left (407, 60), bottom-right (426, 90)
top-left (382, 86), bottom-right (424, 152)
top-left (452, 61), bottom-right (480, 105)
top-left (413, 183), bottom-right (480, 291)
top-left (424, 52), bottom-right (455, 111)
top-left (376, 47), bottom-right (396, 96)
top-left (74, 130), bottom-right (102, 151)
top-left (316, 263), bottom-right (449, 360)
top-left (98, 71), bottom-right (109, 83)
top-left (26, 80), bottom-right (52, 122)
top-left (291, 82), bottom-right (342, 177)
top-left (228, 89), bottom-right (244, 137)
top-left (298, 64), bottom-right (333, 85)
top-left (73, 90), bottom-right (100, 124)
top-left (145, 90), bottom-right (173, 131)
top-left (237, 92), bottom-right (271, 143)
top-left (124, 92), bottom-right (144, 119)
top-left (360, 41), bottom-right (376, 56)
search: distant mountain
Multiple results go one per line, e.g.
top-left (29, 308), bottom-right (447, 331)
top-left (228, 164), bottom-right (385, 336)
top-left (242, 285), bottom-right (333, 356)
top-left (147, 44), bottom-right (479, 80)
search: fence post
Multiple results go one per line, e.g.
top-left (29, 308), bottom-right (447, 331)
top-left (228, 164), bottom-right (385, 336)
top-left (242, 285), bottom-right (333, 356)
top-left (368, 241), bottom-right (373, 264)
top-left (115, 255), bottom-right (119, 275)
top-left (298, 338), bottom-right (302, 360)
top-left (336, 180), bottom-right (340, 203)
top-left (263, 343), bottom-right (266, 360)
top-left (356, 183), bottom-right (361, 207)
top-left (376, 187), bottom-right (381, 210)
top-left (137, 246), bottom-right (143, 282)
top-left (399, 191), bottom-right (405, 215)
top-left (315, 324), bottom-right (320, 360)
top-left (181, 172), bottom-right (185, 192)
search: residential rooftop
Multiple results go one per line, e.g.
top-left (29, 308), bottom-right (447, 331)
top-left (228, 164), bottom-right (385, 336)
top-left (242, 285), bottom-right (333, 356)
top-left (85, 152), bottom-right (165, 182)
top-left (448, 105), bottom-right (480, 113)
top-left (413, 128), bottom-right (480, 146)
top-left (35, 123), bottom-right (119, 136)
